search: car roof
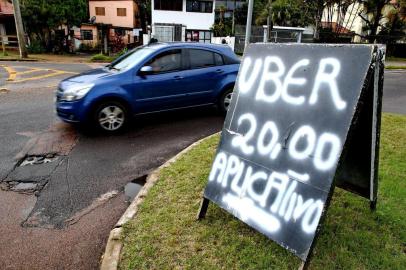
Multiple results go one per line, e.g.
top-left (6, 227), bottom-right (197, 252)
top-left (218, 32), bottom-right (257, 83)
top-left (146, 42), bottom-right (230, 53)
top-left (145, 42), bottom-right (239, 62)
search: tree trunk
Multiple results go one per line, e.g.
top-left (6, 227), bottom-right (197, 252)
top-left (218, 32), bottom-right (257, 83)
top-left (368, 2), bottom-right (386, 43)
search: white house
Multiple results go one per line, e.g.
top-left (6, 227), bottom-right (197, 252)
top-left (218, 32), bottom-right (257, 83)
top-left (151, 0), bottom-right (215, 43)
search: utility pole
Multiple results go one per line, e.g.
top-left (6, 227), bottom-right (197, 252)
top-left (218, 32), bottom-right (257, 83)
top-left (266, 0), bottom-right (273, 42)
top-left (12, 0), bottom-right (28, 58)
top-left (244, 0), bottom-right (254, 49)
top-left (232, 0), bottom-right (236, 35)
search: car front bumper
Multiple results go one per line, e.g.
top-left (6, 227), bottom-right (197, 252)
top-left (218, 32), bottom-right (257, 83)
top-left (56, 99), bottom-right (84, 123)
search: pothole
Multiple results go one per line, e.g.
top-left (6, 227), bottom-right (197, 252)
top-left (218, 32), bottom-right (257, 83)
top-left (0, 181), bottom-right (44, 195)
top-left (125, 175), bottom-right (147, 202)
top-left (11, 182), bottom-right (38, 193)
top-left (19, 154), bottom-right (59, 167)
top-left (0, 154), bottom-right (61, 195)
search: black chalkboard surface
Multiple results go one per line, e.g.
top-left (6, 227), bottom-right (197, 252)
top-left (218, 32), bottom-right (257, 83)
top-left (199, 43), bottom-right (384, 266)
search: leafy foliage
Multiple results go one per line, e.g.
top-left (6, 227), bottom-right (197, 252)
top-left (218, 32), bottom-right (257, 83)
top-left (212, 18), bottom-right (233, 37)
top-left (27, 39), bottom-right (45, 53)
top-left (255, 0), bottom-right (312, 27)
top-left (135, 0), bottom-right (151, 32)
top-left (359, 0), bottom-right (406, 43)
top-left (110, 34), bottom-right (125, 54)
top-left (20, 0), bottom-right (87, 51)
top-left (228, 0), bottom-right (405, 44)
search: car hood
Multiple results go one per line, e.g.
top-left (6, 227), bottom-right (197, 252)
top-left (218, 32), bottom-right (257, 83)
top-left (60, 68), bottom-right (114, 88)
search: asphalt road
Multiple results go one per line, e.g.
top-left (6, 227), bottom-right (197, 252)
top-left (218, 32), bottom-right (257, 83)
top-left (0, 61), bottom-right (224, 269)
top-left (382, 70), bottom-right (406, 115)
top-left (0, 61), bottom-right (404, 269)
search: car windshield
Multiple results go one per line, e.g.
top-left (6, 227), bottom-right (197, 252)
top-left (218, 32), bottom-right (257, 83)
top-left (108, 47), bottom-right (154, 71)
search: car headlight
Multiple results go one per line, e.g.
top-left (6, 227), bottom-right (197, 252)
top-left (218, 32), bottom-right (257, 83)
top-left (60, 84), bottom-right (94, 101)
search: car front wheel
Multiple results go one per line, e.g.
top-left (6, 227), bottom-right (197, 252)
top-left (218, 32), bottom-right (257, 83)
top-left (94, 101), bottom-right (128, 133)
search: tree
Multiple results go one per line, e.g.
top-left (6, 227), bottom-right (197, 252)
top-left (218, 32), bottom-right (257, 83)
top-left (136, 0), bottom-right (151, 33)
top-left (357, 0), bottom-right (392, 43)
top-left (357, 0), bottom-right (406, 43)
top-left (20, 0), bottom-right (87, 51)
top-left (255, 0), bottom-right (313, 27)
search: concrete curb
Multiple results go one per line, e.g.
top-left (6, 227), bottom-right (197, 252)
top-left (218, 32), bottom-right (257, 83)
top-left (100, 132), bottom-right (220, 270)
top-left (0, 58), bottom-right (38, 62)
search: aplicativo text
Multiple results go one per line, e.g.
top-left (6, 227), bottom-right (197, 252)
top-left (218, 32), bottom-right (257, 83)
top-left (210, 152), bottom-right (324, 234)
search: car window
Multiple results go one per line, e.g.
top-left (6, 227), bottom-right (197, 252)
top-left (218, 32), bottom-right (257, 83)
top-left (109, 47), bottom-right (154, 71)
top-left (214, 53), bottom-right (224, 66)
top-left (189, 49), bottom-right (220, 69)
top-left (145, 49), bottom-right (182, 74)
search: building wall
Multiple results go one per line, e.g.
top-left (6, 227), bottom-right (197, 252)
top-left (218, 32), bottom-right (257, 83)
top-left (152, 0), bottom-right (215, 30)
top-left (0, 1), bottom-right (14, 15)
top-left (0, 1), bottom-right (15, 44)
top-left (77, 24), bottom-right (99, 48)
top-left (89, 0), bottom-right (137, 28)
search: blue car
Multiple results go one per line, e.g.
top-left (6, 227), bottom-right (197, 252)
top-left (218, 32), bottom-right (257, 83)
top-left (56, 42), bottom-right (240, 132)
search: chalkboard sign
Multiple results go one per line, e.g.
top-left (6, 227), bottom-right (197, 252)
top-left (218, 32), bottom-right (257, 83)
top-left (199, 44), bottom-right (384, 265)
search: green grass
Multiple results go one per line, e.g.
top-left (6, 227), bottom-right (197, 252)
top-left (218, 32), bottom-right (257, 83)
top-left (0, 50), bottom-right (19, 59)
top-left (386, 56), bottom-right (406, 62)
top-left (120, 113), bottom-right (406, 270)
top-left (90, 53), bottom-right (114, 62)
top-left (385, 65), bottom-right (406, 70)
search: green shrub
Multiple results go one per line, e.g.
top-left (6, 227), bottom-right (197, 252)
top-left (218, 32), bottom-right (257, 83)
top-left (27, 40), bottom-right (45, 54)
top-left (79, 43), bottom-right (95, 52)
top-left (116, 47), bottom-right (128, 58)
top-left (90, 53), bottom-right (114, 62)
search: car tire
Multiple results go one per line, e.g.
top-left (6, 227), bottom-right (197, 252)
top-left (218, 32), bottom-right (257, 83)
top-left (93, 101), bottom-right (129, 133)
top-left (218, 88), bottom-right (234, 114)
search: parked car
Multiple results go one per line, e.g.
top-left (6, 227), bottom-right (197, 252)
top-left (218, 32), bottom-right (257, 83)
top-left (56, 42), bottom-right (240, 133)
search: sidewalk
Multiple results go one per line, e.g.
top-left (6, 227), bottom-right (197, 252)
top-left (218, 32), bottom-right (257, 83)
top-left (21, 54), bottom-right (92, 63)
top-left (0, 53), bottom-right (92, 63)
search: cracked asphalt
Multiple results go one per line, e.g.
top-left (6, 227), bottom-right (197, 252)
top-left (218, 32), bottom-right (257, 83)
top-left (0, 61), bottom-right (224, 269)
top-left (0, 62), bottom-right (404, 269)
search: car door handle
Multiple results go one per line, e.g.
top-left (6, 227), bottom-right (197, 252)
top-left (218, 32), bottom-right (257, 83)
top-left (173, 76), bottom-right (183, 80)
top-left (216, 69), bottom-right (224, 74)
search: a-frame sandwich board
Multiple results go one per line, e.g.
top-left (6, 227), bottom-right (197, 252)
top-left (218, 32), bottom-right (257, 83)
top-left (198, 43), bottom-right (385, 268)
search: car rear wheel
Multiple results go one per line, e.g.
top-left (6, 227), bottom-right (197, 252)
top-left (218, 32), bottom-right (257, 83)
top-left (94, 101), bottom-right (128, 133)
top-left (218, 88), bottom-right (234, 114)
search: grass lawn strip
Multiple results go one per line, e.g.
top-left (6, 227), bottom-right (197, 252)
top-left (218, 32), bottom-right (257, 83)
top-left (120, 113), bottom-right (406, 270)
top-left (385, 65), bottom-right (406, 70)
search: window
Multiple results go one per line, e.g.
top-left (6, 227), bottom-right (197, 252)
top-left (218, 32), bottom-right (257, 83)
top-left (186, 30), bottom-right (211, 43)
top-left (95, 7), bottom-right (105, 16)
top-left (117, 8), bottom-right (126, 16)
top-left (186, 1), bottom-right (213, 13)
top-left (189, 49), bottom-right (223, 69)
top-left (145, 49), bottom-right (182, 74)
top-left (81, 30), bottom-right (93, 41)
top-left (154, 0), bottom-right (183, 11)
top-left (155, 26), bottom-right (174, 42)
top-left (110, 47), bottom-right (154, 71)
top-left (214, 53), bottom-right (224, 66)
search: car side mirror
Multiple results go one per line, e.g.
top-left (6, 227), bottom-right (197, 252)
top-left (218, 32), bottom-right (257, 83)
top-left (139, 66), bottom-right (153, 75)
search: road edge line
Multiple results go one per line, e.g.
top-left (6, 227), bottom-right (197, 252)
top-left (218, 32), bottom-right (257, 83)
top-left (100, 132), bottom-right (220, 270)
top-left (1, 65), bottom-right (17, 81)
